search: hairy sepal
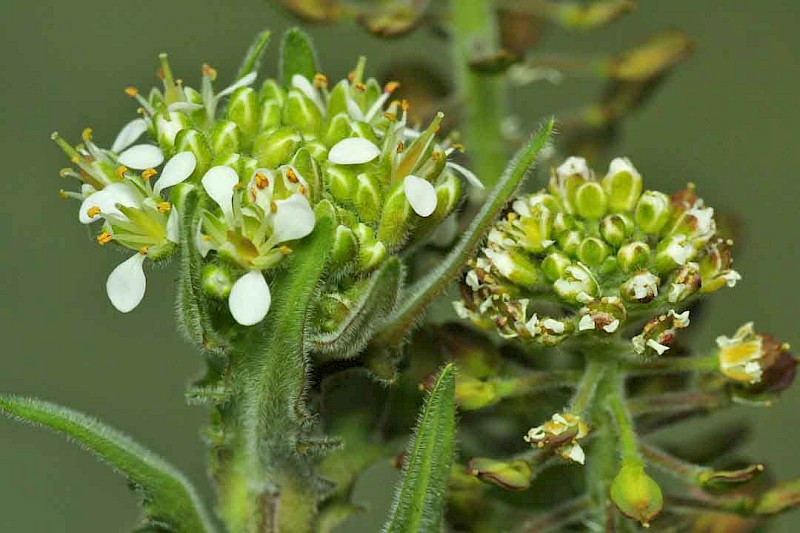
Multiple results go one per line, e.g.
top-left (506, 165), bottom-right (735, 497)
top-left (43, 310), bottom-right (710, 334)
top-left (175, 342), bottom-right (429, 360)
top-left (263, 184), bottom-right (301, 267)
top-left (280, 28), bottom-right (319, 86)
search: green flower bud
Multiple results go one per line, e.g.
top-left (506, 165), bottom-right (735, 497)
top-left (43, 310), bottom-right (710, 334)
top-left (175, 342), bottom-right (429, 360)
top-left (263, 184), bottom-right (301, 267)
top-left (553, 263), bottom-right (598, 303)
top-left (174, 128), bottom-right (212, 180)
top-left (455, 374), bottom-right (499, 411)
top-left (154, 111), bottom-right (191, 152)
top-left (578, 237), bottom-right (610, 266)
top-left (209, 120), bottom-right (242, 157)
top-left (377, 184), bottom-right (412, 249)
top-left (226, 86), bottom-right (260, 144)
top-left (654, 234), bottom-right (695, 273)
top-left (354, 223), bottom-right (386, 271)
top-left (541, 252), bottom-right (571, 281)
top-left (634, 190), bottom-right (672, 234)
top-left (483, 248), bottom-right (539, 288)
top-left (551, 156), bottom-right (591, 214)
top-left (282, 88), bottom-right (323, 136)
top-left (354, 172), bottom-right (383, 223)
top-left (201, 263), bottom-right (234, 299)
top-left (326, 80), bottom-right (349, 118)
top-left (610, 464), bottom-right (663, 527)
top-left (602, 157), bottom-right (642, 212)
top-left (466, 457), bottom-right (533, 491)
top-left (258, 78), bottom-right (285, 106)
top-left (326, 164), bottom-right (358, 204)
top-left (350, 121), bottom-right (380, 145)
top-left (324, 113), bottom-right (352, 147)
top-left (600, 213), bottom-right (633, 247)
top-left (329, 224), bottom-right (358, 269)
top-left (514, 203), bottom-right (554, 253)
top-left (575, 181), bottom-right (608, 220)
top-left (557, 230), bottom-right (582, 257)
top-left (258, 101), bottom-right (282, 132)
top-left (252, 126), bottom-right (301, 168)
top-left (617, 241), bottom-right (651, 272)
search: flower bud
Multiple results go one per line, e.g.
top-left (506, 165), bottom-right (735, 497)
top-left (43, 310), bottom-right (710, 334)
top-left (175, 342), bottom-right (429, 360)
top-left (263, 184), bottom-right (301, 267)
top-left (290, 147), bottom-right (322, 202)
top-left (354, 223), bottom-right (386, 271)
top-left (621, 271), bottom-right (660, 303)
top-left (557, 230), bottom-right (582, 257)
top-left (654, 234), bottom-right (695, 273)
top-left (667, 262), bottom-right (701, 303)
top-left (553, 263), bottom-right (599, 303)
top-left (282, 88), bottom-right (323, 136)
top-left (575, 181), bottom-right (608, 220)
top-left (483, 248), bottom-right (539, 288)
top-left (329, 224), bottom-right (358, 269)
top-left (578, 236), bottom-right (610, 267)
top-left (632, 310), bottom-right (690, 357)
top-left (716, 323), bottom-right (796, 390)
top-left (154, 111), bottom-right (192, 152)
top-left (602, 157), bottom-right (642, 212)
top-left (541, 252), bottom-right (571, 281)
top-left (174, 129), bottom-right (213, 180)
top-left (610, 464), bottom-right (663, 527)
top-left (466, 457), bottom-right (533, 491)
top-left (354, 172), bottom-right (383, 223)
top-left (324, 112), bottom-right (352, 147)
top-left (455, 374), bottom-right (499, 411)
top-left (551, 156), bottom-right (590, 214)
top-left (326, 164), bottom-right (358, 204)
top-left (226, 86), bottom-right (260, 143)
top-left (600, 213), bottom-right (633, 247)
top-left (209, 120), bottom-right (242, 157)
top-left (634, 190), bottom-right (672, 234)
top-left (201, 263), bottom-right (234, 299)
top-left (617, 241), bottom-right (651, 272)
top-left (377, 184), bottom-right (412, 249)
top-left (524, 413), bottom-right (588, 464)
top-left (514, 203), bottom-right (555, 253)
top-left (252, 126), bottom-right (302, 168)
top-left (258, 78), bottom-right (286, 107)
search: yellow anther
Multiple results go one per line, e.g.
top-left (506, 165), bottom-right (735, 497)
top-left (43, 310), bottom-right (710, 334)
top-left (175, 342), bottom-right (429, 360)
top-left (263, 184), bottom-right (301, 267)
top-left (286, 167), bottom-right (299, 183)
top-left (355, 82), bottom-right (366, 91)
top-left (401, 99), bottom-right (410, 111)
top-left (250, 186), bottom-right (258, 202)
top-left (384, 112), bottom-right (397, 122)
top-left (138, 246), bottom-right (149, 255)
top-left (157, 201), bottom-right (171, 213)
top-left (96, 232), bottom-right (112, 245)
top-left (396, 142), bottom-right (405, 154)
top-left (279, 245), bottom-right (292, 255)
top-left (87, 206), bottom-right (101, 218)
top-left (298, 184), bottom-right (307, 196)
top-left (59, 190), bottom-right (69, 200)
top-left (314, 73), bottom-right (328, 88)
top-left (202, 63), bottom-right (218, 81)
top-left (59, 168), bottom-right (73, 178)
top-left (270, 201), bottom-right (278, 214)
top-left (384, 81), bottom-right (400, 94)
top-left (233, 182), bottom-right (244, 191)
top-left (141, 168), bottom-right (158, 181)
top-left (136, 107), bottom-right (145, 115)
top-left (82, 128), bottom-right (93, 141)
top-left (202, 234), bottom-right (212, 241)
top-left (255, 172), bottom-right (270, 189)
top-left (116, 165), bottom-right (129, 178)
top-left (71, 156), bottom-right (81, 165)
top-left (432, 151), bottom-right (441, 161)
top-left (124, 86), bottom-right (139, 97)
top-left (452, 143), bottom-right (465, 152)
top-left (347, 71), bottom-right (356, 82)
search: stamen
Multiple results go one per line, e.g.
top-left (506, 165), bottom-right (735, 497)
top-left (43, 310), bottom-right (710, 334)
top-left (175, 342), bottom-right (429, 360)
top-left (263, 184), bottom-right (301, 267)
top-left (347, 71), bottom-right (356, 82)
top-left (202, 64), bottom-right (218, 81)
top-left (384, 112), bottom-right (397, 122)
top-left (250, 186), bottom-right (258, 202)
top-left (355, 82), bottom-right (366, 92)
top-left (432, 151), bottom-right (442, 161)
top-left (396, 142), bottom-right (405, 154)
top-left (298, 184), bottom-right (307, 196)
top-left (59, 190), bottom-right (69, 200)
top-left (233, 182), bottom-right (244, 191)
top-left (452, 143), bottom-right (465, 152)
top-left (401, 99), bottom-right (410, 112)
top-left (124, 87), bottom-right (139, 97)
top-left (314, 73), bottom-right (328, 88)
top-left (138, 246), bottom-right (149, 255)
top-left (87, 206), bottom-right (102, 218)
top-left (81, 128), bottom-right (93, 141)
top-left (142, 168), bottom-right (158, 181)
top-left (136, 107), bottom-right (145, 115)
top-left (286, 167), bottom-right (299, 183)
top-left (157, 202), bottom-right (171, 213)
top-left (254, 172), bottom-right (270, 189)
top-left (384, 81), bottom-right (400, 94)
top-left (270, 201), bottom-right (278, 214)
top-left (96, 232), bottom-right (112, 245)
top-left (116, 165), bottom-right (129, 178)
top-left (279, 245), bottom-right (292, 255)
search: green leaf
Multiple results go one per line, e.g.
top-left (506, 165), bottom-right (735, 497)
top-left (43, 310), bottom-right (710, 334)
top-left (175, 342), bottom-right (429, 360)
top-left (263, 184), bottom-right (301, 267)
top-left (374, 119), bottom-right (555, 345)
top-left (236, 29), bottom-right (272, 80)
top-left (311, 257), bottom-right (403, 360)
top-left (383, 363), bottom-right (458, 533)
top-left (280, 28), bottom-right (319, 86)
top-left (0, 395), bottom-right (215, 533)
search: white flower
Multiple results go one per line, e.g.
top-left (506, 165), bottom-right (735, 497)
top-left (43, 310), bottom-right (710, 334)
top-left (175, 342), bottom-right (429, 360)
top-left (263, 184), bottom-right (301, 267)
top-left (328, 137), bottom-right (381, 165)
top-left (79, 182), bottom-right (141, 224)
top-left (153, 151), bottom-right (196, 196)
top-left (106, 253), bottom-right (147, 313)
top-left (111, 118), bottom-right (148, 153)
top-left (270, 194), bottom-right (316, 243)
top-left (118, 144), bottom-right (164, 170)
top-left (228, 270), bottom-right (272, 326)
top-left (403, 174), bottom-right (438, 217)
top-left (557, 156), bottom-right (590, 180)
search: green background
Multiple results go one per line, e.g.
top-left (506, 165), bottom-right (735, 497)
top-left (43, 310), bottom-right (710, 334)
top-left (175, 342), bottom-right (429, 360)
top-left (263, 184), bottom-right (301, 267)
top-left (1, 1), bottom-right (798, 530)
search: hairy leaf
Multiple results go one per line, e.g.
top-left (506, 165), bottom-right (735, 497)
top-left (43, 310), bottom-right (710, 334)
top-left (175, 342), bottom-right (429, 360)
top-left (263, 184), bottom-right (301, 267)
top-left (374, 119), bottom-right (554, 345)
top-left (311, 257), bottom-right (403, 360)
top-left (236, 29), bottom-right (272, 80)
top-left (383, 363), bottom-right (457, 532)
top-left (0, 395), bottom-right (215, 533)
top-left (280, 28), bottom-right (319, 86)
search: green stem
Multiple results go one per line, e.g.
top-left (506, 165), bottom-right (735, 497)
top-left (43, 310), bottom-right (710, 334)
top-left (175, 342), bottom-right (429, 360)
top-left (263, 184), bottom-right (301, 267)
top-left (569, 358), bottom-right (607, 415)
top-left (606, 371), bottom-right (641, 467)
top-left (623, 354), bottom-right (719, 375)
top-left (452, 0), bottom-right (506, 189)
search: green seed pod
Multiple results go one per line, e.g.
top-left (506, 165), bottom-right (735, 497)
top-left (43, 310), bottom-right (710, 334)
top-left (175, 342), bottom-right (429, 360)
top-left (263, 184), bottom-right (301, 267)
top-left (209, 119), bottom-right (242, 157)
top-left (600, 213), bottom-right (633, 247)
top-left (354, 172), bottom-right (382, 223)
top-left (153, 111), bottom-right (191, 153)
top-left (578, 237), bottom-right (610, 266)
top-left (226, 86), bottom-right (260, 145)
top-left (329, 224), bottom-right (358, 270)
top-left (610, 464), bottom-right (663, 527)
top-left (574, 181), bottom-right (608, 220)
top-left (252, 126), bottom-right (301, 168)
top-left (602, 157), bottom-right (643, 212)
top-left (617, 241), bottom-right (651, 272)
top-left (634, 190), bottom-right (672, 234)
top-left (174, 128), bottom-right (212, 181)
top-left (282, 88), bottom-right (323, 136)
top-left (541, 252), bottom-right (571, 281)
top-left (201, 263), bottom-right (234, 299)
top-left (467, 457), bottom-right (533, 491)
top-left (377, 183), bottom-right (412, 249)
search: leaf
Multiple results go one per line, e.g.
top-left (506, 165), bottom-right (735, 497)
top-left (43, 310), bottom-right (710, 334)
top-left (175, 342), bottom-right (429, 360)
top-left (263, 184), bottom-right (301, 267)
top-left (280, 28), bottom-right (319, 86)
top-left (382, 363), bottom-right (457, 533)
top-left (0, 395), bottom-right (215, 533)
top-left (236, 29), bottom-right (272, 80)
top-left (310, 257), bottom-right (403, 360)
top-left (373, 119), bottom-right (555, 345)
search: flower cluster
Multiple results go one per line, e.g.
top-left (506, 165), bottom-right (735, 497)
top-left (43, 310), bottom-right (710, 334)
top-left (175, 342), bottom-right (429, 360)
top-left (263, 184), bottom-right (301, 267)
top-left (717, 322), bottom-right (797, 392)
top-left (456, 156), bottom-right (739, 353)
top-left (54, 54), bottom-right (480, 324)
top-left (523, 412), bottom-right (589, 465)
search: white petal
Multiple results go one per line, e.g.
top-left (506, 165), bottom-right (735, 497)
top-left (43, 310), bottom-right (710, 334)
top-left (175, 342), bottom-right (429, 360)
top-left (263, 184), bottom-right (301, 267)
top-left (111, 118), bottom-right (148, 153)
top-left (154, 151), bottom-right (196, 196)
top-left (271, 194), bottom-right (316, 243)
top-left (118, 144), bottom-right (164, 170)
top-left (78, 182), bottom-right (140, 224)
top-left (195, 224), bottom-right (212, 257)
top-left (167, 101), bottom-right (204, 112)
top-left (201, 166), bottom-right (240, 219)
top-left (216, 71), bottom-right (257, 99)
top-left (346, 95), bottom-right (365, 122)
top-left (608, 157), bottom-right (640, 180)
top-left (228, 271), bottom-right (271, 326)
top-left (291, 74), bottom-right (324, 111)
top-left (447, 161), bottom-right (485, 189)
top-left (247, 169), bottom-right (276, 212)
top-left (166, 207), bottom-right (180, 243)
top-left (106, 254), bottom-right (146, 313)
top-left (557, 156), bottom-right (590, 179)
top-left (328, 138), bottom-right (380, 165)
top-left (578, 314), bottom-right (595, 331)
top-left (403, 175), bottom-right (438, 217)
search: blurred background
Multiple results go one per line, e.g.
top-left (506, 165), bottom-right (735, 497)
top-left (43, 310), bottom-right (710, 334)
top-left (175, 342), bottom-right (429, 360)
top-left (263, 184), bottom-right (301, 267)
top-left (1, 0), bottom-right (798, 530)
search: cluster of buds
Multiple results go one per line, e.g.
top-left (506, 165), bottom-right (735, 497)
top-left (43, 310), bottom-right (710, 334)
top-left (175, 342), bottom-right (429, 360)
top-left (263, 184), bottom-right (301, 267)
top-left (523, 412), bottom-right (588, 465)
top-left (717, 323), bottom-right (797, 393)
top-left (457, 156), bottom-right (740, 352)
top-left (54, 53), bottom-right (481, 324)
